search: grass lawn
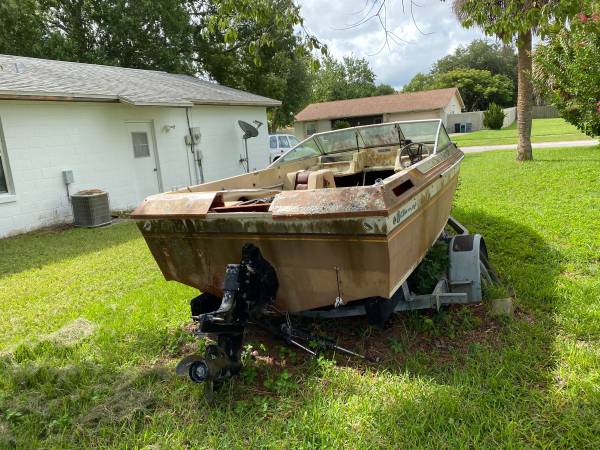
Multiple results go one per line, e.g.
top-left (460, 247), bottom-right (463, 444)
top-left (451, 118), bottom-right (592, 147)
top-left (1, 146), bottom-right (600, 448)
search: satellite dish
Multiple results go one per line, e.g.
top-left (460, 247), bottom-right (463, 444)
top-left (238, 120), bottom-right (259, 139)
top-left (237, 120), bottom-right (260, 173)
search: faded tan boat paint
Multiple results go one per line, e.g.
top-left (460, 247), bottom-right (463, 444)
top-left (132, 128), bottom-right (463, 312)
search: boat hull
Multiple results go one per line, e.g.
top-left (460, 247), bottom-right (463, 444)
top-left (135, 159), bottom-right (460, 312)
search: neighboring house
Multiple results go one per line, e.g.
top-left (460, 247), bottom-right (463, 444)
top-left (0, 55), bottom-right (280, 238)
top-left (294, 88), bottom-right (464, 138)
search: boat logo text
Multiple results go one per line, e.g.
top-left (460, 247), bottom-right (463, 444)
top-left (391, 198), bottom-right (418, 228)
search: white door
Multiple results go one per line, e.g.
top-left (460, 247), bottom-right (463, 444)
top-left (126, 122), bottom-right (161, 200)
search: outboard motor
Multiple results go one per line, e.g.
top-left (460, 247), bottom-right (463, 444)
top-left (176, 244), bottom-right (278, 397)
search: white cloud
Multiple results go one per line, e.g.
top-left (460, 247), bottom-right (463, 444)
top-left (297, 0), bottom-right (486, 89)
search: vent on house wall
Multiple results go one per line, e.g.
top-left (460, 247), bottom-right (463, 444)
top-left (71, 189), bottom-right (112, 228)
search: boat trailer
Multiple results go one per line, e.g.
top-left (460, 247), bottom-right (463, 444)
top-left (299, 217), bottom-right (496, 324)
top-left (176, 217), bottom-right (497, 395)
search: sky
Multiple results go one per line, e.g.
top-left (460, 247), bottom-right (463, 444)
top-left (297, 0), bottom-right (487, 89)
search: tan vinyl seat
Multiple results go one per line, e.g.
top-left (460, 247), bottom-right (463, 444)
top-left (284, 169), bottom-right (336, 190)
top-left (284, 170), bottom-right (303, 190)
top-left (307, 169), bottom-right (336, 189)
top-left (395, 149), bottom-right (411, 171)
top-left (348, 151), bottom-right (366, 173)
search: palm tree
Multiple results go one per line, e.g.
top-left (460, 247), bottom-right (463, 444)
top-left (349, 0), bottom-right (577, 161)
top-left (451, 0), bottom-right (544, 161)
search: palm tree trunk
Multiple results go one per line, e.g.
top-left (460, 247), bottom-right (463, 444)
top-left (516, 30), bottom-right (533, 161)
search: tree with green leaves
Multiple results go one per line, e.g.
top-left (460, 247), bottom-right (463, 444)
top-left (0, 0), bottom-right (323, 131)
top-left (403, 68), bottom-right (514, 111)
top-left (534, 6), bottom-right (600, 137)
top-left (402, 73), bottom-right (432, 93)
top-left (0, 0), bottom-right (195, 73)
top-left (0, 0), bottom-right (47, 58)
top-left (452, 0), bottom-right (580, 161)
top-left (188, 0), bottom-right (323, 68)
top-left (189, 0), bottom-right (320, 130)
top-left (432, 39), bottom-right (517, 103)
top-left (268, 56), bottom-right (314, 131)
top-left (374, 83), bottom-right (396, 96)
top-left (433, 39), bottom-right (516, 77)
top-left (311, 56), bottom-right (395, 103)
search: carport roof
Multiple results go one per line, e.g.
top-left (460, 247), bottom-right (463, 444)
top-left (295, 88), bottom-right (463, 122)
top-left (0, 54), bottom-right (281, 107)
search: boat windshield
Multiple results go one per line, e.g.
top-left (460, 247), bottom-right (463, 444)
top-left (273, 119), bottom-right (451, 165)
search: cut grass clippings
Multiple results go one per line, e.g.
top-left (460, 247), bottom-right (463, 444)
top-left (1, 146), bottom-right (599, 448)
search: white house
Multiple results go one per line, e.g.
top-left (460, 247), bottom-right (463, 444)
top-left (0, 55), bottom-right (280, 238)
top-left (294, 88), bottom-right (464, 138)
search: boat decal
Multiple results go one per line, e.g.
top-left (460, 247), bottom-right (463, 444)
top-left (387, 197), bottom-right (418, 231)
top-left (386, 171), bottom-right (459, 238)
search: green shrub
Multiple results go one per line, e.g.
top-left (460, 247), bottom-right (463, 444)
top-left (408, 241), bottom-right (449, 294)
top-left (534, 9), bottom-right (600, 137)
top-left (483, 103), bottom-right (505, 130)
top-left (332, 119), bottom-right (351, 129)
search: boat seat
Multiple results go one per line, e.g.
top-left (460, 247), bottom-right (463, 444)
top-left (295, 170), bottom-right (310, 190)
top-left (284, 170), bottom-right (303, 190)
top-left (284, 169), bottom-right (336, 190)
top-left (395, 149), bottom-right (410, 171)
top-left (349, 149), bottom-right (397, 173)
top-left (307, 169), bottom-right (336, 189)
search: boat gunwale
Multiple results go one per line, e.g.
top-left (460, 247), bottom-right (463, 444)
top-left (130, 144), bottom-right (463, 221)
top-left (136, 172), bottom-right (458, 241)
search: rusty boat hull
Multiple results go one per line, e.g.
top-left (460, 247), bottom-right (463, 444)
top-left (132, 120), bottom-right (463, 312)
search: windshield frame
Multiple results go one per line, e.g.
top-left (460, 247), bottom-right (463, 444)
top-left (269, 119), bottom-right (447, 168)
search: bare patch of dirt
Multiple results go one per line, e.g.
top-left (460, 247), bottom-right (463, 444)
top-left (515, 308), bottom-right (535, 325)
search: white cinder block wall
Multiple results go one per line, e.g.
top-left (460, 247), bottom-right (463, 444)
top-left (0, 101), bottom-right (269, 237)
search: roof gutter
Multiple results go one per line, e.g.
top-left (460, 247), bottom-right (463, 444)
top-left (191, 99), bottom-right (281, 108)
top-left (0, 89), bottom-right (118, 103)
top-left (0, 90), bottom-right (281, 108)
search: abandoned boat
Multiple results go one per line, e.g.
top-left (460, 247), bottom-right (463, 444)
top-left (132, 119), bottom-right (464, 390)
top-left (132, 119), bottom-right (463, 312)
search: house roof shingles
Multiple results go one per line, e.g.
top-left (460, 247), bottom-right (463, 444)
top-left (295, 88), bottom-right (462, 122)
top-left (0, 54), bottom-right (281, 107)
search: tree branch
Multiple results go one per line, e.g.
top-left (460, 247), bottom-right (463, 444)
top-left (340, 0), bottom-right (433, 52)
